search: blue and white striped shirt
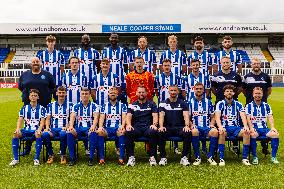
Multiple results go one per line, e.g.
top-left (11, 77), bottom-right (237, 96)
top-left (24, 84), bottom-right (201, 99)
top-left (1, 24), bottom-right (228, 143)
top-left (89, 71), bottom-right (120, 106)
top-left (100, 101), bottom-right (127, 128)
top-left (214, 50), bottom-right (242, 72)
top-left (19, 104), bottom-right (46, 130)
top-left (74, 47), bottom-right (101, 83)
top-left (159, 49), bottom-right (186, 77)
top-left (187, 50), bottom-right (213, 76)
top-left (245, 101), bottom-right (272, 129)
top-left (215, 100), bottom-right (244, 127)
top-left (188, 97), bottom-right (214, 127)
top-left (37, 49), bottom-right (65, 86)
top-left (154, 72), bottom-right (181, 102)
top-left (62, 70), bottom-right (88, 104)
top-left (130, 48), bottom-right (156, 72)
top-left (102, 46), bottom-right (128, 84)
top-left (46, 100), bottom-right (73, 129)
top-left (72, 101), bottom-right (99, 128)
top-left (182, 72), bottom-right (210, 101)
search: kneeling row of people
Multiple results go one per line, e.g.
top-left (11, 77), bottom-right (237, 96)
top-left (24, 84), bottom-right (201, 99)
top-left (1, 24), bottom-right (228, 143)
top-left (9, 83), bottom-right (280, 167)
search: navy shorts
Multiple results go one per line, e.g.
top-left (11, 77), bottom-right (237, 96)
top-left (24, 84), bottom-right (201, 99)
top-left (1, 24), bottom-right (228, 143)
top-left (50, 128), bottom-right (64, 138)
top-left (21, 129), bottom-right (36, 140)
top-left (75, 127), bottom-right (89, 140)
top-left (255, 127), bottom-right (270, 137)
top-left (225, 126), bottom-right (241, 138)
top-left (197, 126), bottom-right (211, 138)
top-left (105, 127), bottom-right (119, 139)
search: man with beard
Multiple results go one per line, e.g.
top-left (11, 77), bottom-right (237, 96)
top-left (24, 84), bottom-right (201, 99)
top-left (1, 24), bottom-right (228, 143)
top-left (18, 57), bottom-right (55, 108)
top-left (125, 86), bottom-right (158, 166)
top-left (159, 35), bottom-right (187, 77)
top-left (74, 34), bottom-right (101, 84)
top-left (102, 33), bottom-right (128, 103)
top-left (188, 82), bottom-right (218, 166)
top-left (37, 35), bottom-right (65, 100)
top-left (243, 57), bottom-right (272, 155)
top-left (182, 59), bottom-right (210, 101)
top-left (158, 85), bottom-right (192, 166)
top-left (96, 87), bottom-right (127, 165)
top-left (126, 57), bottom-right (154, 103)
top-left (129, 36), bottom-right (157, 73)
top-left (213, 36), bottom-right (242, 74)
top-left (246, 87), bottom-right (279, 164)
top-left (215, 84), bottom-right (251, 166)
top-left (187, 36), bottom-right (213, 76)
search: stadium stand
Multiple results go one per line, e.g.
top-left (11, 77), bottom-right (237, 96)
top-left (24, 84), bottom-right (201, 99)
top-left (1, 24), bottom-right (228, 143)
top-left (0, 48), bottom-right (10, 63)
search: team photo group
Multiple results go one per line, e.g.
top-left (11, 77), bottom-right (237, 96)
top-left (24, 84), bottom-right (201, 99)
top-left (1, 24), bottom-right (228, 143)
top-left (9, 33), bottom-right (280, 167)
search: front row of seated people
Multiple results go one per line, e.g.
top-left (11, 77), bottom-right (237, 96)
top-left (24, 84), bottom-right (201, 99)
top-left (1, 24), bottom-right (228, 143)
top-left (9, 84), bottom-right (279, 166)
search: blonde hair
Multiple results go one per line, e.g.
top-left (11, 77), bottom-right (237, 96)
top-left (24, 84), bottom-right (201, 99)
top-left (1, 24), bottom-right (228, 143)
top-left (168, 35), bottom-right (178, 42)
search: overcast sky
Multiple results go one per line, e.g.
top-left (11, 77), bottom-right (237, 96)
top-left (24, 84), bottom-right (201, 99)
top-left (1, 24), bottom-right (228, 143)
top-left (1, 0), bottom-right (283, 23)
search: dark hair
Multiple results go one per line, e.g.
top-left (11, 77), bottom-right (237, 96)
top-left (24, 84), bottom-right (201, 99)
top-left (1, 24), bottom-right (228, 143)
top-left (191, 58), bottom-right (200, 64)
top-left (253, 87), bottom-right (263, 93)
top-left (68, 56), bottom-right (79, 64)
top-left (169, 84), bottom-right (179, 89)
top-left (137, 85), bottom-right (147, 91)
top-left (193, 36), bottom-right (204, 43)
top-left (29, 89), bottom-right (40, 95)
top-left (223, 84), bottom-right (235, 92)
top-left (57, 86), bottom-right (66, 92)
top-left (81, 87), bottom-right (90, 93)
top-left (82, 34), bottom-right (90, 39)
top-left (101, 58), bottom-right (110, 63)
top-left (134, 56), bottom-right (144, 62)
top-left (194, 82), bottom-right (204, 87)
top-left (162, 58), bottom-right (171, 65)
top-left (223, 35), bottom-right (232, 41)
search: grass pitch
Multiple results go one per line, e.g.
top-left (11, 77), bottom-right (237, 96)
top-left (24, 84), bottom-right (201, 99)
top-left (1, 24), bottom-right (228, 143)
top-left (0, 88), bottom-right (283, 188)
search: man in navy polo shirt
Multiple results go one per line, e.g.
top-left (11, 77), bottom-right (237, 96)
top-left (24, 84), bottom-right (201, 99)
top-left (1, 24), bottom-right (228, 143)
top-left (158, 85), bottom-right (192, 166)
top-left (125, 86), bottom-right (158, 166)
top-left (243, 57), bottom-right (272, 155)
top-left (211, 56), bottom-right (242, 104)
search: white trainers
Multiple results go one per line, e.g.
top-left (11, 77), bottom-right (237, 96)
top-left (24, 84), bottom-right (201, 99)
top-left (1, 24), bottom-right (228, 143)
top-left (207, 157), bottom-right (217, 166)
top-left (219, 159), bottom-right (225, 166)
top-left (149, 156), bottom-right (157, 166)
top-left (159, 158), bottom-right (167, 166)
top-left (242, 159), bottom-right (251, 166)
top-left (180, 156), bottom-right (190, 166)
top-left (9, 159), bottom-right (19, 166)
top-left (126, 156), bottom-right (135, 167)
top-left (34, 159), bottom-right (40, 166)
top-left (252, 157), bottom-right (259, 165)
top-left (193, 158), bottom-right (201, 166)
top-left (271, 157), bottom-right (279, 164)
top-left (174, 148), bottom-right (182, 155)
top-left (85, 149), bottom-right (90, 156)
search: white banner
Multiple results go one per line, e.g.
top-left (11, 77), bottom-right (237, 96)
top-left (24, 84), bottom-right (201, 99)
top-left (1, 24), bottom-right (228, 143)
top-left (0, 23), bottom-right (101, 34)
top-left (0, 23), bottom-right (284, 34)
top-left (182, 23), bottom-right (284, 33)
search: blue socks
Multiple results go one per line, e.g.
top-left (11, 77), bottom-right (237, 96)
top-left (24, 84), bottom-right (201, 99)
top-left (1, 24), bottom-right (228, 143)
top-left (208, 137), bottom-right (218, 158)
top-left (60, 131), bottom-right (67, 156)
top-left (89, 132), bottom-right (98, 160)
top-left (34, 138), bottom-right (42, 160)
top-left (119, 135), bottom-right (125, 160)
top-left (98, 136), bottom-right (105, 160)
top-left (12, 138), bottom-right (19, 160)
top-left (271, 138), bottom-right (279, 158)
top-left (67, 133), bottom-right (76, 161)
top-left (218, 144), bottom-right (225, 159)
top-left (42, 132), bottom-right (53, 156)
top-left (242, 144), bottom-right (249, 159)
top-left (250, 138), bottom-right (257, 157)
top-left (192, 136), bottom-right (200, 158)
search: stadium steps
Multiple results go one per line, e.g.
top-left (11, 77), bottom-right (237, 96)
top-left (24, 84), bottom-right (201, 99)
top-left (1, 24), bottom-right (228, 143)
top-left (262, 50), bottom-right (273, 62)
top-left (4, 51), bottom-right (15, 63)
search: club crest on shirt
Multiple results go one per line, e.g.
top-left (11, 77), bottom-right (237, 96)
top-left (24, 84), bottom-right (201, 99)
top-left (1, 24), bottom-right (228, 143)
top-left (41, 75), bottom-right (46, 80)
